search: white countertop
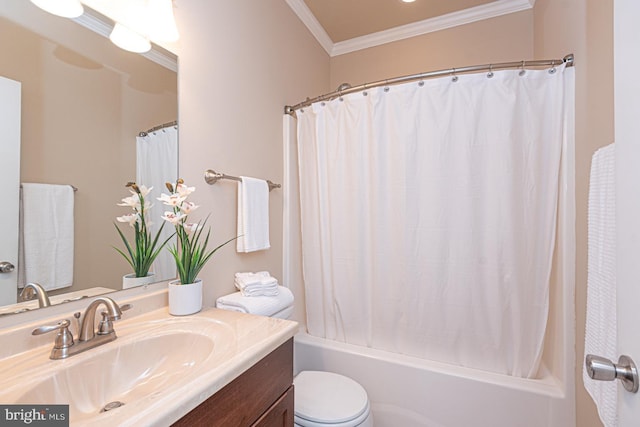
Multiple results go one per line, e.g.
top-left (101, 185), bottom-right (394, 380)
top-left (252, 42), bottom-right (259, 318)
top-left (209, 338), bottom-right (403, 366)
top-left (0, 288), bottom-right (298, 426)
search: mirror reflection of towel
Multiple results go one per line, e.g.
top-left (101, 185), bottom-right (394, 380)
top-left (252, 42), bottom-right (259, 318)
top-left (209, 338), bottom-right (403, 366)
top-left (18, 183), bottom-right (74, 291)
top-left (236, 177), bottom-right (270, 253)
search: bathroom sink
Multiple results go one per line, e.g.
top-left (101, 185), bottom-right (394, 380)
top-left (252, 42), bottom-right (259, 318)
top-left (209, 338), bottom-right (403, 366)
top-left (0, 315), bottom-right (236, 425)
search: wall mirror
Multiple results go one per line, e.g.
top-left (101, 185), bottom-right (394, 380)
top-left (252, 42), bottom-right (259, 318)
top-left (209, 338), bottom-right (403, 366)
top-left (0, 0), bottom-right (178, 316)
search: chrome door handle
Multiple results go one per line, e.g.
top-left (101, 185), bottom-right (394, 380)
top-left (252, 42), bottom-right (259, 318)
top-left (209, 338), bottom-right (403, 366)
top-left (586, 354), bottom-right (639, 393)
top-left (0, 261), bottom-right (15, 273)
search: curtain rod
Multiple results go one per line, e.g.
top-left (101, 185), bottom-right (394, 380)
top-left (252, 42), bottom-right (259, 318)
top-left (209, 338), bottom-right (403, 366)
top-left (138, 120), bottom-right (178, 137)
top-left (284, 54), bottom-right (574, 115)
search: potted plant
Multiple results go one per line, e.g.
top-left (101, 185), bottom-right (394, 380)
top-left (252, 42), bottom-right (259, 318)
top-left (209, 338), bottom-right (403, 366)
top-left (114, 182), bottom-right (172, 289)
top-left (159, 178), bottom-right (236, 315)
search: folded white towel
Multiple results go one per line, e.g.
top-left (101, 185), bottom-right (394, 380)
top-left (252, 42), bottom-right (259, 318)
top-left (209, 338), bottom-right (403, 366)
top-left (19, 183), bottom-right (74, 291)
top-left (583, 143), bottom-right (617, 427)
top-left (236, 177), bottom-right (270, 253)
top-left (216, 286), bottom-right (294, 317)
top-left (234, 271), bottom-right (279, 296)
top-left (235, 271), bottom-right (273, 287)
top-left (238, 284), bottom-right (279, 297)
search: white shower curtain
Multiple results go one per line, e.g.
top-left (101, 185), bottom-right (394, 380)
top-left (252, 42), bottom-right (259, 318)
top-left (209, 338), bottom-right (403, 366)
top-left (136, 125), bottom-right (178, 282)
top-left (296, 64), bottom-right (574, 378)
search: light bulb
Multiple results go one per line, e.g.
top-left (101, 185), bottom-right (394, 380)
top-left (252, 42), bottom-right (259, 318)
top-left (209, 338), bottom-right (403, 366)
top-left (146, 0), bottom-right (179, 42)
top-left (110, 22), bottom-right (151, 53)
top-left (30, 0), bottom-right (84, 18)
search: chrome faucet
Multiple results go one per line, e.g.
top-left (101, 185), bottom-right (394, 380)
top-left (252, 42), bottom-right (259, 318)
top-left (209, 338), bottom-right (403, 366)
top-left (79, 297), bottom-right (123, 341)
top-left (32, 297), bottom-right (131, 360)
top-left (19, 282), bottom-right (51, 308)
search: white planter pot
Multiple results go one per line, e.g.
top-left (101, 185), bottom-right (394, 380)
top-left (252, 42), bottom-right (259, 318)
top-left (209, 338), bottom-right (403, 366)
top-left (168, 279), bottom-right (202, 316)
top-left (122, 273), bottom-right (156, 289)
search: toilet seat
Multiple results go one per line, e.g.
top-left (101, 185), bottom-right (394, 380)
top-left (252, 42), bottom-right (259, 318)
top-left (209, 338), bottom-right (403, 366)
top-left (294, 371), bottom-right (371, 427)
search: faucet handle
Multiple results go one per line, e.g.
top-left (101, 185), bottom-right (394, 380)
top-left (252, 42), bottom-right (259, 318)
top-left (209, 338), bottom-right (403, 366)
top-left (32, 319), bottom-right (70, 335)
top-left (98, 312), bottom-right (115, 335)
top-left (98, 303), bottom-right (132, 335)
top-left (32, 319), bottom-right (74, 350)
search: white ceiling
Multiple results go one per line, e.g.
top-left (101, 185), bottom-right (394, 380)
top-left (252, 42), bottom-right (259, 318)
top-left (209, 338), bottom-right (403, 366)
top-left (285, 0), bottom-right (535, 57)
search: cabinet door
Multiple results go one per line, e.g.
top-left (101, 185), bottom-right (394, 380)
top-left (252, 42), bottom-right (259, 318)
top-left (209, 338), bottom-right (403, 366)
top-left (252, 386), bottom-right (294, 427)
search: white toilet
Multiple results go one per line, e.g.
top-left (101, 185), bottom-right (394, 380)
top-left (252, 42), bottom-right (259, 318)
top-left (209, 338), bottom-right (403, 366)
top-left (216, 287), bottom-right (373, 426)
top-left (293, 370), bottom-right (373, 427)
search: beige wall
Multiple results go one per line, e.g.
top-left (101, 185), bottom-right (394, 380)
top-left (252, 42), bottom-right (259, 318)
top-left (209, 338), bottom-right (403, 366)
top-left (534, 1), bottom-right (613, 427)
top-left (0, 16), bottom-right (177, 295)
top-left (329, 11), bottom-right (533, 89)
top-left (175, 0), bottom-right (329, 307)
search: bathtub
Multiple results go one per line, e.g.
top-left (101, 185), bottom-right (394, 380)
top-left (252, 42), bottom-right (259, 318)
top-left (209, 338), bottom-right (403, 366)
top-left (293, 332), bottom-right (574, 427)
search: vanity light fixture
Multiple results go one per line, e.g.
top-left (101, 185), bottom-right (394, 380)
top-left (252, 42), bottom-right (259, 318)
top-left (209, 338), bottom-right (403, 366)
top-left (401, 0), bottom-right (417, 3)
top-left (30, 0), bottom-right (84, 18)
top-left (146, 0), bottom-right (179, 42)
top-left (31, 0), bottom-right (178, 53)
top-left (109, 22), bottom-right (152, 53)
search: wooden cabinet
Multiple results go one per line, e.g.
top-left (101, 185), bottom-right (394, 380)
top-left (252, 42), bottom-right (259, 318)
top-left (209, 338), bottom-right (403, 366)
top-left (251, 385), bottom-right (294, 427)
top-left (172, 338), bottom-right (294, 427)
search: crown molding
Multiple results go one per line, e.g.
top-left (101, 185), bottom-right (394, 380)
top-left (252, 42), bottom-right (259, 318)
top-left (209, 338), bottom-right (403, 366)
top-left (73, 8), bottom-right (178, 72)
top-left (286, 0), bottom-right (536, 58)
top-left (284, 0), bottom-right (334, 55)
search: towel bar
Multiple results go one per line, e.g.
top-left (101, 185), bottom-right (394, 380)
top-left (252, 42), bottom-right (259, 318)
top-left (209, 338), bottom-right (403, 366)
top-left (204, 169), bottom-right (281, 192)
top-left (20, 184), bottom-right (77, 192)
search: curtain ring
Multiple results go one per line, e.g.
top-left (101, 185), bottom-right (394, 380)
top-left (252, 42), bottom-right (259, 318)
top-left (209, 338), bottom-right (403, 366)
top-left (451, 68), bottom-right (458, 82)
top-left (548, 60), bottom-right (557, 74)
top-left (362, 83), bottom-right (368, 96)
top-left (487, 64), bottom-right (494, 79)
top-left (519, 60), bottom-right (526, 76)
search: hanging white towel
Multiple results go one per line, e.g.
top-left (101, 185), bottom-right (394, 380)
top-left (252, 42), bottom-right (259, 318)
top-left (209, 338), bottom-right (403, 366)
top-left (583, 143), bottom-right (617, 427)
top-left (18, 183), bottom-right (74, 291)
top-left (236, 176), bottom-right (270, 252)
top-left (216, 286), bottom-right (294, 317)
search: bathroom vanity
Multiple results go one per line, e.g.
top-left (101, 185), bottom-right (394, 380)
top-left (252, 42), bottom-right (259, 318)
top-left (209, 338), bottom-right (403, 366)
top-left (0, 285), bottom-right (298, 426)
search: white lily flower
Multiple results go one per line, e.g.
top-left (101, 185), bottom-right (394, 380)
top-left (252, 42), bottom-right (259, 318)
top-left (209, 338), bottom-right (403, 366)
top-left (176, 183), bottom-right (195, 197)
top-left (180, 201), bottom-right (199, 214)
top-left (128, 185), bottom-right (152, 198)
top-left (116, 213), bottom-right (139, 227)
top-left (162, 211), bottom-right (186, 225)
top-left (117, 195), bottom-right (140, 209)
top-left (137, 185), bottom-right (153, 197)
top-left (183, 222), bottom-right (203, 235)
top-left (158, 193), bottom-right (186, 207)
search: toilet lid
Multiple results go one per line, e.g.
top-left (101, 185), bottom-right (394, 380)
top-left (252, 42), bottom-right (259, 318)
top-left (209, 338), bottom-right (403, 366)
top-left (294, 371), bottom-right (369, 424)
